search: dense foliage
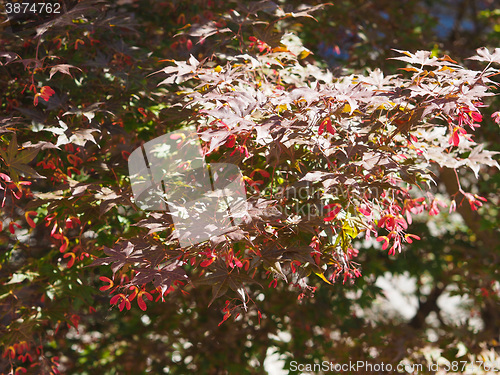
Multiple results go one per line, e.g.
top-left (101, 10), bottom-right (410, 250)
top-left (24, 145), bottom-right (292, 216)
top-left (0, 1), bottom-right (499, 374)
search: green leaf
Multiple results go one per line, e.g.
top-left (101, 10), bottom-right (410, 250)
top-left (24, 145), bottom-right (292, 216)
top-left (342, 220), bottom-right (359, 239)
top-left (14, 147), bottom-right (39, 164)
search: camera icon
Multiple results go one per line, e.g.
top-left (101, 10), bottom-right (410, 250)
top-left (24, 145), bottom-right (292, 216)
top-left (128, 127), bottom-right (248, 247)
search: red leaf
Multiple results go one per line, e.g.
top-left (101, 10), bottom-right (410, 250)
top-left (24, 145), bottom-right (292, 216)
top-left (138, 107), bottom-right (147, 117)
top-left (3, 347), bottom-right (15, 359)
top-left (34, 86), bottom-right (55, 105)
top-left (0, 173), bottom-right (11, 182)
top-left (9, 222), bottom-right (21, 234)
top-left (200, 257), bottom-right (215, 267)
top-left (405, 234), bottom-right (421, 243)
top-left (137, 295), bottom-right (147, 311)
top-left (65, 217), bottom-right (81, 229)
top-left (225, 135), bottom-right (236, 148)
top-left (378, 215), bottom-right (389, 228)
top-left (128, 286), bottom-right (138, 301)
top-left (137, 290), bottom-right (153, 311)
top-left (323, 204), bottom-right (341, 221)
top-left (357, 206), bottom-right (371, 216)
top-left (376, 236), bottom-right (389, 250)
top-left (451, 129), bottom-right (460, 146)
top-left (74, 39), bottom-right (85, 49)
top-left (63, 252), bottom-right (76, 268)
top-left (25, 211), bottom-right (37, 228)
top-left (492, 111), bottom-right (500, 124)
top-left (70, 314), bottom-right (80, 331)
top-left (110, 294), bottom-right (122, 305)
top-left (321, 117), bottom-right (335, 135)
top-left (250, 168), bottom-right (270, 179)
top-left (119, 297), bottom-right (131, 311)
top-left (59, 236), bottom-right (69, 253)
top-left (218, 311), bottom-right (231, 326)
top-left (99, 276), bottom-right (114, 291)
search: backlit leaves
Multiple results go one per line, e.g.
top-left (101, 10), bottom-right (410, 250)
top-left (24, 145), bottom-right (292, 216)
top-left (49, 64), bottom-right (83, 79)
top-left (467, 47), bottom-right (500, 64)
top-left (0, 134), bottom-right (44, 182)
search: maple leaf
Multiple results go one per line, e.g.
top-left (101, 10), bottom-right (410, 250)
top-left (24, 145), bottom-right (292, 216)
top-left (297, 172), bottom-right (325, 183)
top-left (0, 134), bottom-right (44, 183)
top-left (289, 87), bottom-right (320, 105)
top-left (94, 187), bottom-right (126, 215)
top-left (388, 107), bottom-right (427, 140)
top-left (70, 129), bottom-right (100, 146)
top-left (202, 106), bottom-right (254, 129)
top-left (0, 51), bottom-right (19, 65)
top-left (463, 145), bottom-right (500, 179)
top-left (356, 151), bottom-right (396, 171)
top-left (91, 241), bottom-right (146, 275)
top-left (63, 102), bottom-right (111, 123)
top-left (135, 216), bottom-right (171, 235)
top-left (35, 1), bottom-right (93, 37)
top-left (21, 141), bottom-right (58, 150)
top-left (361, 68), bottom-right (400, 90)
top-left (284, 3), bottom-right (333, 21)
top-left (282, 246), bottom-right (321, 270)
top-left (131, 262), bottom-right (188, 296)
top-left (49, 64), bottom-right (82, 79)
top-left (323, 80), bottom-right (369, 114)
top-left (467, 47), bottom-right (500, 64)
top-left (182, 21), bottom-right (232, 44)
top-left (199, 129), bottom-right (231, 153)
top-left (43, 120), bottom-right (100, 147)
top-left (153, 55), bottom-right (202, 85)
top-left (194, 266), bottom-right (260, 307)
top-left (390, 49), bottom-right (440, 67)
top-left (251, 25), bottom-right (285, 49)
